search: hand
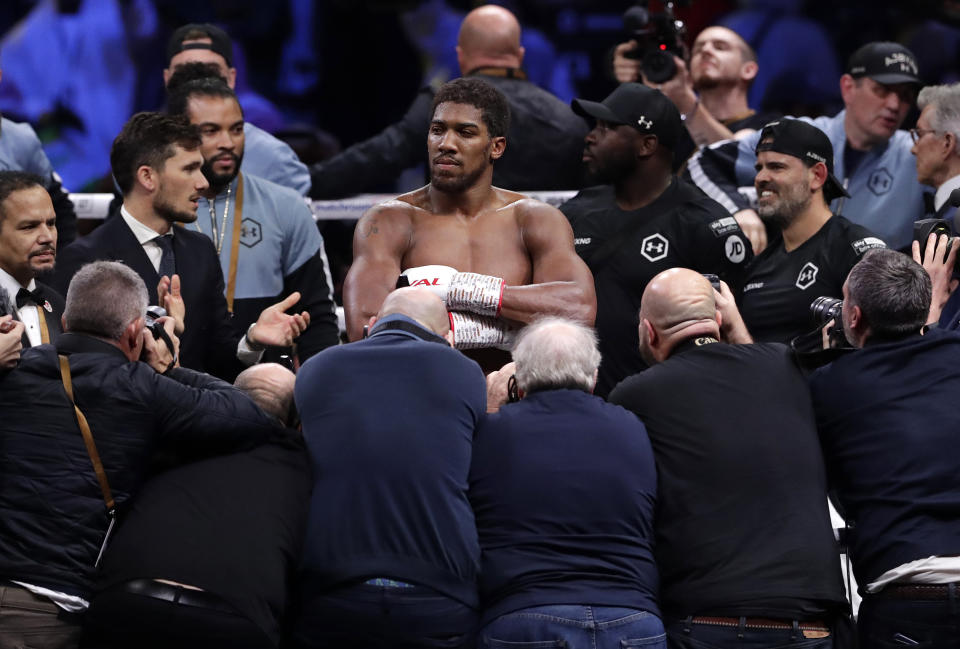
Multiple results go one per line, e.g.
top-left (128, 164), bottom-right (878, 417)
top-left (141, 315), bottom-right (180, 373)
top-left (249, 292), bottom-right (311, 348)
top-left (486, 361), bottom-right (516, 413)
top-left (641, 56), bottom-right (697, 116)
top-left (613, 40), bottom-right (641, 83)
top-left (912, 232), bottom-right (959, 324)
top-left (714, 280), bottom-right (753, 344)
top-left (0, 316), bottom-right (25, 369)
top-left (157, 274), bottom-right (185, 335)
top-left (734, 209), bottom-right (768, 255)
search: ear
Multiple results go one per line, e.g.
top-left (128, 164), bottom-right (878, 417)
top-left (120, 316), bottom-right (145, 362)
top-left (137, 165), bottom-right (158, 193)
top-left (456, 45), bottom-right (465, 74)
top-left (490, 136), bottom-right (507, 161)
top-left (163, 67), bottom-right (172, 87)
top-left (640, 318), bottom-right (658, 347)
top-left (635, 134), bottom-right (659, 158)
top-left (61, 314), bottom-right (67, 331)
top-left (809, 161), bottom-right (829, 194)
top-left (839, 74), bottom-right (856, 104)
top-left (715, 309), bottom-right (723, 330)
top-left (940, 132), bottom-right (956, 161)
top-left (226, 67), bottom-right (237, 90)
top-left (589, 368), bottom-right (598, 395)
top-left (739, 60), bottom-right (758, 83)
top-left (516, 45), bottom-right (525, 67)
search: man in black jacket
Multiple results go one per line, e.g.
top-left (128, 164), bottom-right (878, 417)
top-left (84, 363), bottom-right (309, 649)
top-left (0, 261), bottom-right (280, 648)
top-left (810, 249), bottom-right (960, 648)
top-left (309, 4), bottom-right (587, 197)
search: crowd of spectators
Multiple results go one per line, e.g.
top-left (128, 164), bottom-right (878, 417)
top-left (2, 2), bottom-right (960, 649)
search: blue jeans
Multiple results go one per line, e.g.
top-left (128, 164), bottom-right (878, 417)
top-left (858, 590), bottom-right (960, 648)
top-left (289, 581), bottom-right (477, 649)
top-left (480, 604), bottom-right (666, 649)
top-left (665, 618), bottom-right (833, 649)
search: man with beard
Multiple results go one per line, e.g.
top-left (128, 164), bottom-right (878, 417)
top-left (343, 77), bottom-right (595, 371)
top-left (559, 83), bottom-right (753, 396)
top-left (54, 112), bottom-right (309, 380)
top-left (737, 118), bottom-right (885, 348)
top-left (167, 77), bottom-right (338, 363)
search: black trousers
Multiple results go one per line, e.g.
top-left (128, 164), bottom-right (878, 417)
top-left (83, 582), bottom-right (274, 649)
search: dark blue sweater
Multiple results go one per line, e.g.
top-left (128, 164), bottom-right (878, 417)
top-left (295, 316), bottom-right (486, 606)
top-left (810, 328), bottom-right (960, 588)
top-left (469, 389), bottom-right (659, 624)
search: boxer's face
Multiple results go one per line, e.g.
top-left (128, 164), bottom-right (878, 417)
top-left (428, 102), bottom-right (503, 193)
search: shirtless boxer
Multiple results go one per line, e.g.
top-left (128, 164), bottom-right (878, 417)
top-left (343, 78), bottom-right (596, 365)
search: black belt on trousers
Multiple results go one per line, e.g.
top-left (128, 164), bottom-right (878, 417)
top-left (120, 579), bottom-right (236, 614)
top-left (875, 583), bottom-right (959, 600)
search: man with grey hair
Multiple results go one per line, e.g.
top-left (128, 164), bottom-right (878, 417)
top-left (610, 268), bottom-right (847, 648)
top-left (470, 317), bottom-right (663, 648)
top-left (909, 82), bottom-right (960, 329)
top-left (810, 248), bottom-right (960, 647)
top-left (0, 260), bottom-right (279, 648)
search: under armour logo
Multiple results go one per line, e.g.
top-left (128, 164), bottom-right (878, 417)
top-left (641, 233), bottom-right (669, 262)
top-left (637, 116), bottom-right (653, 129)
top-left (796, 262), bottom-right (819, 290)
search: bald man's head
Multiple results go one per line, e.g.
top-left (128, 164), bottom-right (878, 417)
top-left (639, 268), bottom-right (721, 363)
top-left (235, 363), bottom-right (296, 425)
top-left (457, 5), bottom-right (524, 74)
top-left (378, 287), bottom-right (451, 338)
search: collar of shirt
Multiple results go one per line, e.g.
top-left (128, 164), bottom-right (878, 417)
top-left (934, 173), bottom-right (960, 213)
top-left (120, 204), bottom-right (171, 245)
top-left (0, 266), bottom-right (41, 346)
top-left (0, 266), bottom-right (35, 299)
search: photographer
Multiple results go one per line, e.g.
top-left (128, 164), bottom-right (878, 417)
top-left (810, 249), bottom-right (960, 647)
top-left (0, 261), bottom-right (280, 647)
top-left (615, 25), bottom-right (771, 148)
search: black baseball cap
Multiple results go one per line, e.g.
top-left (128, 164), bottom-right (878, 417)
top-left (571, 83), bottom-right (682, 150)
top-left (167, 23), bottom-right (233, 67)
top-left (755, 119), bottom-right (850, 202)
top-left (847, 42), bottom-right (920, 86)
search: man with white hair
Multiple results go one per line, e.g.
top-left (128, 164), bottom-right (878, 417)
top-left (471, 317), bottom-right (662, 649)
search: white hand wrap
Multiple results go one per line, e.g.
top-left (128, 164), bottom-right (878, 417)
top-left (449, 312), bottom-right (515, 350)
top-left (397, 265), bottom-right (457, 300)
top-left (446, 272), bottom-right (505, 317)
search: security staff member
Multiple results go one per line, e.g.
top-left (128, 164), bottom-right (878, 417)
top-left (560, 83), bottom-right (753, 395)
top-left (738, 119), bottom-right (884, 347)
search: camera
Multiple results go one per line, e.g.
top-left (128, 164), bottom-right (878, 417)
top-left (810, 296), bottom-right (849, 347)
top-left (913, 218), bottom-right (953, 263)
top-left (702, 273), bottom-right (721, 292)
top-left (622, 1), bottom-right (690, 84)
top-left (144, 305), bottom-right (167, 341)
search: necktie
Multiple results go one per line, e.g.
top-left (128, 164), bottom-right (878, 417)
top-left (154, 234), bottom-right (176, 278)
top-left (16, 286), bottom-right (45, 309)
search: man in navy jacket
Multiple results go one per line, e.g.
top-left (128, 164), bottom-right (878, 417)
top-left (810, 249), bottom-right (960, 648)
top-left (291, 287), bottom-right (486, 649)
top-left (472, 317), bottom-right (662, 649)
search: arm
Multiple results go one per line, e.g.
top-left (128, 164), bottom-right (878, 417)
top-left (642, 57), bottom-right (736, 146)
top-left (342, 204), bottom-right (413, 341)
top-left (500, 201), bottom-right (597, 326)
top-left (0, 317), bottom-right (25, 370)
top-left (309, 88), bottom-right (433, 199)
top-left (715, 280), bottom-right (753, 343)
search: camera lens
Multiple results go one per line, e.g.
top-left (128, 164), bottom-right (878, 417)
top-left (810, 296), bottom-right (843, 326)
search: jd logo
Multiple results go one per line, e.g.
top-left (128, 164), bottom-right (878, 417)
top-left (725, 235), bottom-right (746, 263)
top-left (796, 262), bottom-right (819, 290)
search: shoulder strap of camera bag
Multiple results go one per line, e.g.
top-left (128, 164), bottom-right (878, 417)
top-left (58, 354), bottom-right (117, 566)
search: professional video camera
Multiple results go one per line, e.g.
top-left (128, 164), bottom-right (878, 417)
top-left (914, 218), bottom-right (954, 263)
top-left (622, 1), bottom-right (690, 84)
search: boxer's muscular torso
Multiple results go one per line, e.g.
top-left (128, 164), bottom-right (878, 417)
top-left (344, 184), bottom-right (596, 354)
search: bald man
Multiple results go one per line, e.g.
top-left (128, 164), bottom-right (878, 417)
top-left (309, 4), bottom-right (587, 198)
top-left (293, 286), bottom-right (486, 649)
top-left (608, 268), bottom-right (848, 648)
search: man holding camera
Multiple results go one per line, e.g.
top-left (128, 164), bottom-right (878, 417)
top-left (736, 119), bottom-right (884, 348)
top-left (560, 82), bottom-right (752, 395)
top-left (0, 261), bottom-right (281, 648)
top-left (810, 249), bottom-right (960, 648)
top-left (609, 268), bottom-right (847, 649)
top-left (689, 41), bottom-right (925, 252)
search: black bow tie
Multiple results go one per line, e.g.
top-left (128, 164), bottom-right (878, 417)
top-left (16, 286), bottom-right (45, 309)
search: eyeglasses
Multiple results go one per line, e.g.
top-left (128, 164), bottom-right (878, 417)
top-left (909, 127), bottom-right (940, 144)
